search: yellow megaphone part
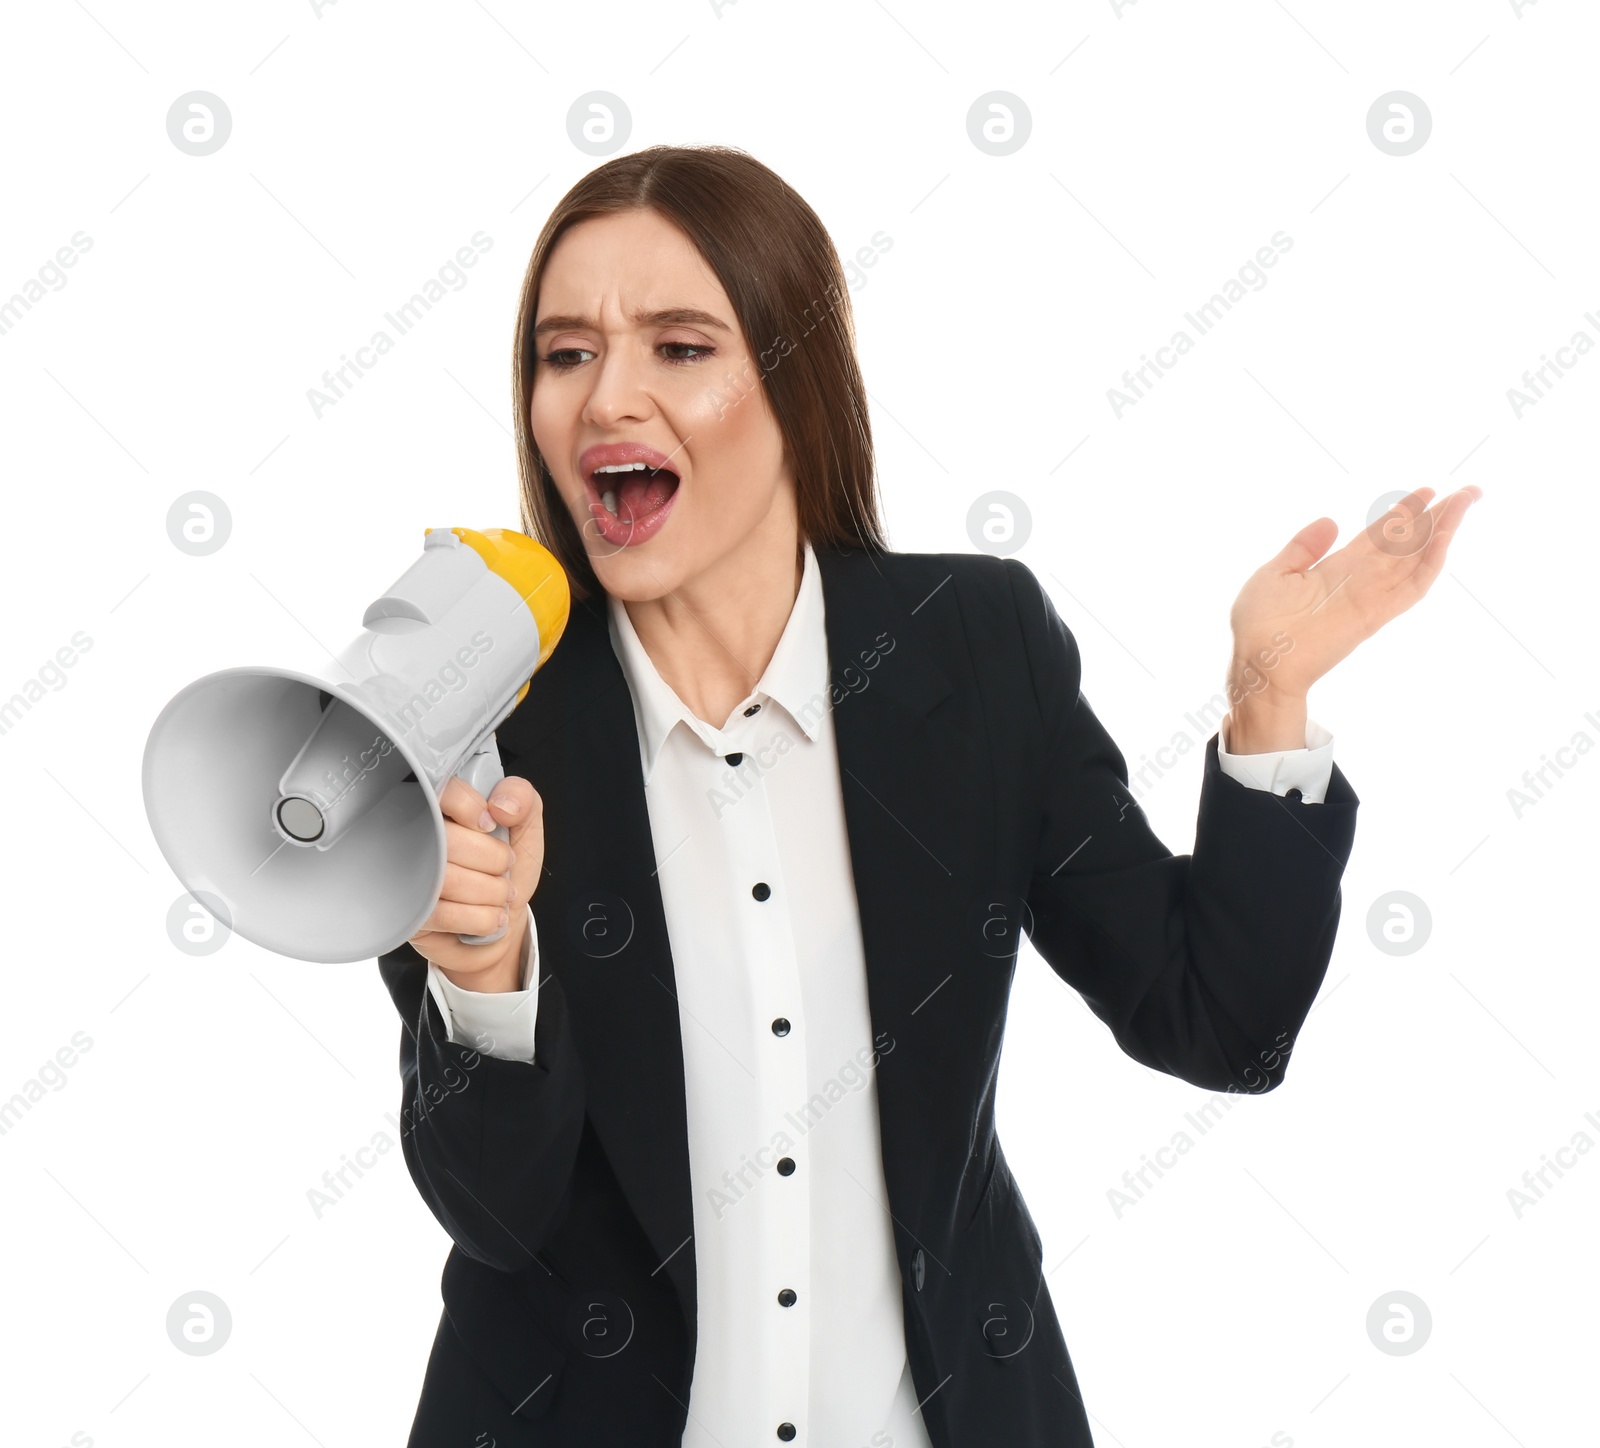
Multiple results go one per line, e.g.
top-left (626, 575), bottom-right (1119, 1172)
top-left (425, 527), bottom-right (571, 706)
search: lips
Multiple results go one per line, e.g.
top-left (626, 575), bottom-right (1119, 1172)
top-left (576, 442), bottom-right (682, 549)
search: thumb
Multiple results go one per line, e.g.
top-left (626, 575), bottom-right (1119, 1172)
top-left (486, 775), bottom-right (544, 891)
top-left (1271, 516), bottom-right (1338, 574)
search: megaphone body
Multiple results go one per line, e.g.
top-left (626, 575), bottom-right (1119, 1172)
top-left (142, 527), bottom-right (570, 964)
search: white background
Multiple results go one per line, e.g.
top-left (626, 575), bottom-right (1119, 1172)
top-left (1, 2), bottom-right (1594, 1445)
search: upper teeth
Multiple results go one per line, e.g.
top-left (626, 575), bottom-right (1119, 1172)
top-left (593, 461), bottom-right (669, 518)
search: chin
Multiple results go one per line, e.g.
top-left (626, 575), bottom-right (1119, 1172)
top-left (585, 537), bottom-right (691, 602)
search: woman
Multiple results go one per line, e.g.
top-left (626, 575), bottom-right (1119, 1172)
top-left (379, 145), bottom-right (1480, 1448)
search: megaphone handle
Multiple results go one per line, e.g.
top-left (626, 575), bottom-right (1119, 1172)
top-left (454, 737), bottom-right (511, 947)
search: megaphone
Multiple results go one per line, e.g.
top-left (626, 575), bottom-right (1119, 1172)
top-left (142, 527), bottom-right (570, 964)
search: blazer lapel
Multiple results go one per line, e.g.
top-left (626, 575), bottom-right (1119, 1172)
top-left (812, 545), bottom-right (993, 1220)
top-left (812, 542), bottom-right (953, 721)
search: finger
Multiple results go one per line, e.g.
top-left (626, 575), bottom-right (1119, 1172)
top-left (417, 895), bottom-right (509, 939)
top-left (1419, 484), bottom-right (1481, 533)
top-left (410, 912), bottom-right (527, 983)
top-left (443, 817), bottom-right (517, 875)
top-left (1272, 516), bottom-right (1339, 573)
top-left (485, 775), bottom-right (540, 838)
top-left (440, 859), bottom-right (516, 909)
top-left (488, 777), bottom-right (543, 886)
top-left (1370, 487), bottom-right (1436, 535)
top-left (1406, 487), bottom-right (1482, 596)
top-left (439, 773), bottom-right (499, 834)
top-left (1361, 487), bottom-right (1443, 559)
top-left (1438, 483), bottom-right (1483, 515)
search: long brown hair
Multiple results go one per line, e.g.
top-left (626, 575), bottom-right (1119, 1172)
top-left (510, 144), bottom-right (886, 603)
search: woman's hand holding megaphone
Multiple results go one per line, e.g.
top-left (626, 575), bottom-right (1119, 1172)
top-left (408, 773), bottom-right (545, 994)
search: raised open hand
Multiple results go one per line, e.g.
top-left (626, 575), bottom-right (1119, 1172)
top-left (1228, 485), bottom-right (1484, 707)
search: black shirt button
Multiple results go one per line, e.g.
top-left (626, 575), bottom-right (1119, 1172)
top-left (752, 881), bottom-right (771, 901)
top-left (778, 1288), bottom-right (797, 1307)
top-left (726, 752), bottom-right (743, 766)
top-left (777, 1156), bottom-right (795, 1176)
top-left (744, 704), bottom-right (761, 716)
top-left (771, 1017), bottom-right (791, 1037)
top-left (777, 1425), bottom-right (796, 1442)
top-left (913, 1247), bottom-right (925, 1291)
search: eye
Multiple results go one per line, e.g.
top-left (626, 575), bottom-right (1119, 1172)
top-left (660, 342), bottom-right (714, 365)
top-left (540, 347), bottom-right (594, 371)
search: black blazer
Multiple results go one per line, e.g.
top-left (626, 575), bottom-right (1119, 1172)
top-left (378, 541), bottom-right (1360, 1447)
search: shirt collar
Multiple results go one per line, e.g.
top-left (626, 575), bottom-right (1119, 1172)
top-left (606, 538), bottom-right (830, 783)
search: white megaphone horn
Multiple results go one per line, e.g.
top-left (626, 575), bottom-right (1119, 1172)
top-left (142, 526), bottom-right (570, 964)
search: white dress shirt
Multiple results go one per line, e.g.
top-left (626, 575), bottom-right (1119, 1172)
top-left (426, 541), bottom-right (1336, 1445)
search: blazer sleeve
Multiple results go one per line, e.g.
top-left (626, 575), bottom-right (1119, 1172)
top-left (376, 937), bottom-right (585, 1272)
top-left (1003, 558), bottom-right (1360, 1094)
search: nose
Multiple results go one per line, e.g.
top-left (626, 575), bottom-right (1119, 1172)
top-left (581, 340), bottom-right (654, 430)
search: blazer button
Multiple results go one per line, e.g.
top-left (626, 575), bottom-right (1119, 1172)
top-left (777, 1156), bottom-right (796, 1176)
top-left (777, 1423), bottom-right (796, 1441)
top-left (752, 882), bottom-right (771, 901)
top-left (913, 1247), bottom-right (925, 1292)
top-left (778, 1288), bottom-right (797, 1307)
top-left (726, 752), bottom-right (744, 766)
top-left (771, 1017), bottom-right (791, 1037)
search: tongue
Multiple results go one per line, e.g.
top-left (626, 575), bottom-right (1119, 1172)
top-left (618, 470), bottom-right (676, 522)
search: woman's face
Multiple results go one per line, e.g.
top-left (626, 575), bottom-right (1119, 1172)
top-left (529, 207), bottom-right (795, 602)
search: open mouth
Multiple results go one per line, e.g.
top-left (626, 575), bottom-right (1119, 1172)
top-left (585, 460), bottom-right (681, 538)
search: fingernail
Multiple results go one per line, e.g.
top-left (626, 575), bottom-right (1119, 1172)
top-left (490, 793), bottom-right (520, 815)
top-left (478, 810), bottom-right (495, 831)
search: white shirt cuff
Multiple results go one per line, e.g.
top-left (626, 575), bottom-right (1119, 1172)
top-left (1217, 716), bottom-right (1335, 804)
top-left (424, 904), bottom-right (540, 1063)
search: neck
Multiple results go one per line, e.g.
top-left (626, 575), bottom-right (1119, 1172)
top-left (621, 511), bottom-right (805, 729)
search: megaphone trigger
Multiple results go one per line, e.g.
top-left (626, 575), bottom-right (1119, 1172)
top-left (452, 737), bottom-right (512, 949)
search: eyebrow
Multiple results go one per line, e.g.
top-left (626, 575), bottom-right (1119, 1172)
top-left (532, 306), bottom-right (733, 339)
